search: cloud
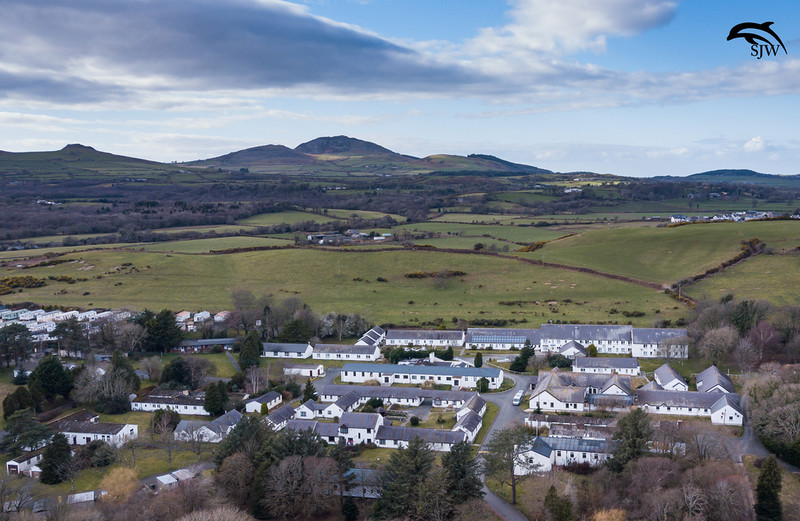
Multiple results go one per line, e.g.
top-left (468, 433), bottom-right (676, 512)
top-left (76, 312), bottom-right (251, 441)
top-left (744, 136), bottom-right (765, 152)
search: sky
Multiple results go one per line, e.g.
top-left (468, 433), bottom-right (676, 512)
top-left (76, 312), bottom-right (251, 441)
top-left (0, 0), bottom-right (799, 177)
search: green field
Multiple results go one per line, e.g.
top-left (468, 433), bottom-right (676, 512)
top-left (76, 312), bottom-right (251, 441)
top-left (378, 222), bottom-right (570, 244)
top-left (323, 209), bottom-right (406, 221)
top-left (522, 220), bottom-right (800, 285)
top-left (687, 253), bottom-right (800, 306)
top-left (237, 210), bottom-right (339, 226)
top-left (0, 247), bottom-right (686, 326)
top-left (127, 236), bottom-right (290, 253)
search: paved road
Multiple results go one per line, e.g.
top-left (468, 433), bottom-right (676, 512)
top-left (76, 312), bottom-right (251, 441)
top-left (225, 351), bottom-right (241, 372)
top-left (730, 394), bottom-right (800, 474)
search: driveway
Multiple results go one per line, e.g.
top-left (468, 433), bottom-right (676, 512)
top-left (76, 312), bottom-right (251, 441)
top-left (479, 372), bottom-right (531, 450)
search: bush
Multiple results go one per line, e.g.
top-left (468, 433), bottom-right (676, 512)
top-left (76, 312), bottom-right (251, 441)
top-left (410, 416), bottom-right (420, 426)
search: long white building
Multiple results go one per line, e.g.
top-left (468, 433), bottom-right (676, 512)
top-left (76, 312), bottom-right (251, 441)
top-left (340, 362), bottom-right (503, 389)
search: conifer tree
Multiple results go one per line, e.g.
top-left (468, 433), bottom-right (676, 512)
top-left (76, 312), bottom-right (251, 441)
top-left (39, 433), bottom-right (71, 484)
top-left (474, 352), bottom-right (483, 368)
top-left (755, 455), bottom-right (782, 521)
top-left (373, 436), bottom-right (434, 520)
top-left (302, 379), bottom-right (318, 403)
top-left (238, 330), bottom-right (262, 370)
top-left (441, 440), bottom-right (483, 504)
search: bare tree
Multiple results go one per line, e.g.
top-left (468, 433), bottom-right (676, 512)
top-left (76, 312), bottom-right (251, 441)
top-left (179, 424), bottom-right (209, 458)
top-left (118, 322), bottom-right (146, 353)
top-left (732, 338), bottom-right (759, 373)
top-left (216, 453), bottom-right (254, 509)
top-left (683, 425), bottom-right (730, 462)
top-left (264, 455), bottom-right (337, 519)
top-left (658, 335), bottom-right (689, 361)
top-left (184, 357), bottom-right (215, 389)
top-left (141, 356), bottom-right (162, 381)
top-left (682, 482), bottom-right (708, 520)
top-left (699, 326), bottom-right (739, 366)
top-left (246, 365), bottom-right (268, 395)
top-left (707, 475), bottom-right (754, 521)
top-left (155, 413), bottom-right (179, 469)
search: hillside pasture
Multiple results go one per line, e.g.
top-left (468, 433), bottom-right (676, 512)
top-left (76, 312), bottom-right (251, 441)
top-left (237, 210), bottom-right (339, 226)
top-left (127, 236), bottom-right (290, 253)
top-left (0, 247), bottom-right (686, 326)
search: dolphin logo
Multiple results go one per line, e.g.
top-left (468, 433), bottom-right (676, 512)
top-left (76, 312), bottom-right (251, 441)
top-left (727, 22), bottom-right (787, 54)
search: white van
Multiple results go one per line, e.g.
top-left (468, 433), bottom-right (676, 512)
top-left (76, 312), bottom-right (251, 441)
top-left (512, 390), bottom-right (524, 406)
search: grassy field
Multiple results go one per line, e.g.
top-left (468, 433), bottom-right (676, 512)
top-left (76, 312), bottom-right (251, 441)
top-left (687, 253), bottom-right (800, 306)
top-left (1, 248), bottom-right (687, 326)
top-left (385, 222), bottom-right (570, 244)
top-left (742, 455), bottom-right (800, 514)
top-left (522, 220), bottom-right (800, 285)
top-left (237, 210), bottom-right (339, 226)
top-left (323, 209), bottom-right (406, 221)
top-left (127, 236), bottom-right (290, 253)
top-left (473, 402), bottom-right (500, 445)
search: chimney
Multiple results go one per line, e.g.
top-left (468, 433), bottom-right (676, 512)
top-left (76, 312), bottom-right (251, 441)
top-left (429, 352), bottom-right (435, 363)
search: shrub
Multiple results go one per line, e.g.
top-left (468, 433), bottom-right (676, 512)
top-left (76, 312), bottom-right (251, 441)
top-left (410, 416), bottom-right (420, 426)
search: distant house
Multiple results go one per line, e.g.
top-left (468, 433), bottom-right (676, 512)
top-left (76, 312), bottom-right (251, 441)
top-left (516, 436), bottom-right (614, 473)
top-left (193, 311), bottom-right (211, 323)
top-left (529, 369), bottom-right (633, 413)
top-left (355, 326), bottom-right (386, 347)
top-left (13, 359), bottom-right (39, 378)
top-left (558, 340), bottom-right (586, 360)
top-left (636, 389), bottom-right (743, 425)
top-left (265, 404), bottom-right (296, 431)
top-left (6, 449), bottom-right (45, 477)
top-left (261, 342), bottom-right (313, 359)
top-left (340, 362), bottom-right (503, 390)
top-left (631, 328), bottom-right (688, 358)
top-left (311, 343), bottom-right (381, 361)
top-left (213, 311), bottom-right (231, 323)
top-left (540, 324), bottom-right (633, 355)
top-left (695, 366), bottom-right (735, 393)
top-left (54, 417), bottom-right (138, 447)
top-left (174, 409), bottom-right (244, 443)
top-left (174, 337), bottom-right (236, 353)
top-left (384, 329), bottom-right (465, 348)
top-left (572, 357), bottom-right (640, 376)
top-left (131, 389), bottom-right (209, 416)
top-left (175, 311), bottom-right (192, 323)
top-left (465, 328), bottom-right (540, 350)
top-left (244, 391), bottom-right (283, 413)
top-left (653, 364), bottom-right (688, 392)
top-left (283, 363), bottom-right (326, 379)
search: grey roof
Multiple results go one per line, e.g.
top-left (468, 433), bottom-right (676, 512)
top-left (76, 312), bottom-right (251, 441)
top-left (696, 366), bottom-right (734, 393)
top-left (376, 425), bottom-right (466, 445)
top-left (179, 337), bottom-right (236, 347)
top-left (207, 409), bottom-right (243, 434)
top-left (464, 394), bottom-right (486, 414)
top-left (527, 413), bottom-right (613, 428)
top-left (453, 410), bottom-right (482, 433)
top-left (640, 380), bottom-right (663, 391)
top-left (262, 342), bottom-right (310, 353)
top-left (174, 419), bottom-right (206, 434)
top-left (133, 392), bottom-right (204, 407)
top-left (653, 364), bottom-right (687, 388)
top-left (573, 357), bottom-right (640, 370)
top-left (541, 436), bottom-right (616, 454)
top-left (286, 419), bottom-right (318, 432)
top-left (585, 394), bottom-right (635, 407)
top-left (318, 384), bottom-right (476, 404)
top-left (710, 394), bottom-right (743, 415)
top-left (357, 327), bottom-right (386, 347)
top-left (342, 362), bottom-right (501, 379)
top-left (465, 328), bottom-right (540, 345)
top-left (601, 373), bottom-right (632, 395)
top-left (313, 343), bottom-right (379, 355)
top-left (334, 391), bottom-right (362, 411)
top-left (636, 390), bottom-right (740, 410)
top-left (266, 405), bottom-right (296, 425)
top-left (55, 420), bottom-right (128, 436)
top-left (531, 369), bottom-right (632, 398)
top-left (345, 468), bottom-right (383, 486)
top-left (340, 412), bottom-right (381, 430)
top-left (523, 436), bottom-right (554, 457)
top-left (299, 400), bottom-right (329, 412)
top-left (248, 391), bottom-right (282, 405)
top-left (541, 324), bottom-right (632, 342)
top-left (385, 329), bottom-right (464, 341)
top-left (559, 340), bottom-right (586, 355)
top-left (631, 328), bottom-right (687, 344)
top-left (285, 419), bottom-right (340, 438)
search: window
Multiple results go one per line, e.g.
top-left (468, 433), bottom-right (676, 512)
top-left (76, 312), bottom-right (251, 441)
top-left (557, 451), bottom-right (562, 456)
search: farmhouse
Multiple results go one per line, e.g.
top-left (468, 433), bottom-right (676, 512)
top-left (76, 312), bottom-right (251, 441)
top-left (311, 343), bottom-right (381, 361)
top-left (174, 409), bottom-right (244, 443)
top-left (54, 419), bottom-right (139, 447)
top-left (465, 328), bottom-right (540, 350)
top-left (529, 369), bottom-right (633, 413)
top-left (261, 342), bottom-right (313, 359)
top-left (131, 389), bottom-right (210, 416)
top-left (695, 365), bottom-right (735, 393)
top-left (244, 390), bottom-right (283, 413)
top-left (340, 362), bottom-right (503, 389)
top-left (653, 364), bottom-right (688, 391)
top-left (516, 436), bottom-right (615, 473)
top-left (283, 363), bottom-right (326, 378)
top-left (572, 357), bottom-right (641, 376)
top-left (636, 390), bottom-right (743, 425)
top-left (384, 329), bottom-right (465, 348)
top-left (174, 337), bottom-right (235, 353)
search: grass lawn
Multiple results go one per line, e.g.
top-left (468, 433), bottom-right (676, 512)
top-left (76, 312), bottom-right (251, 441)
top-left (128, 236), bottom-right (289, 253)
top-left (473, 402), bottom-right (500, 445)
top-left (417, 412), bottom-right (457, 429)
top-left (134, 352), bottom-right (237, 378)
top-left (687, 253), bottom-right (800, 307)
top-left (637, 357), bottom-right (736, 387)
top-left (352, 447), bottom-right (397, 465)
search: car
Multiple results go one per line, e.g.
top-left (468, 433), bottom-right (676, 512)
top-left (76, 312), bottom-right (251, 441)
top-left (512, 390), bottom-right (524, 406)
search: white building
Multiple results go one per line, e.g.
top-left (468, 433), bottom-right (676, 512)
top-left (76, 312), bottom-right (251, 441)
top-left (529, 369), bottom-right (633, 413)
top-left (174, 410), bottom-right (244, 443)
top-left (55, 419), bottom-right (138, 448)
top-left (244, 391), bottom-right (283, 413)
top-left (696, 366), bottom-right (735, 393)
top-left (312, 343), bottom-right (381, 361)
top-left (465, 328), bottom-right (540, 350)
top-left (572, 357), bottom-right (641, 376)
top-left (540, 324), bottom-right (632, 355)
top-left (6, 450), bottom-right (44, 477)
top-left (261, 342), bottom-right (313, 359)
top-left (631, 328), bottom-right (688, 358)
top-left (340, 362), bottom-right (503, 390)
top-left (384, 329), bottom-right (465, 348)
top-left (636, 390), bottom-right (743, 425)
top-left (131, 389), bottom-right (209, 416)
top-left (283, 363), bottom-right (326, 379)
top-left (516, 437), bottom-right (615, 474)
top-left (653, 364), bottom-right (688, 392)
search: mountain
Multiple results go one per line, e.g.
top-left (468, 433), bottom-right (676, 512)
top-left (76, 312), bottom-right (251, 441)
top-left (187, 145), bottom-right (320, 168)
top-left (655, 169), bottom-right (800, 188)
top-left (466, 154), bottom-right (551, 174)
top-left (294, 135), bottom-right (400, 156)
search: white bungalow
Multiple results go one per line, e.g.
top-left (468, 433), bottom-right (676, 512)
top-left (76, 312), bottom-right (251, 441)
top-left (465, 328), bottom-right (540, 350)
top-left (340, 362), bottom-right (503, 390)
top-left (174, 410), bottom-right (244, 443)
top-left (312, 343), bottom-right (381, 361)
top-left (244, 390), bottom-right (283, 413)
top-left (261, 342), bottom-right (313, 359)
top-left (572, 357), bottom-right (640, 376)
top-left (631, 328), bottom-right (688, 358)
top-left (636, 390), bottom-right (743, 426)
top-left (558, 340), bottom-right (586, 360)
top-left (131, 389), bottom-right (210, 416)
top-left (6, 450), bottom-right (44, 477)
top-left (515, 437), bottom-right (615, 474)
top-left (55, 420), bottom-right (139, 448)
top-left (653, 364), bottom-right (688, 392)
top-left (283, 363), bottom-right (326, 379)
top-left (695, 366), bottom-right (735, 393)
top-left (384, 329), bottom-right (465, 348)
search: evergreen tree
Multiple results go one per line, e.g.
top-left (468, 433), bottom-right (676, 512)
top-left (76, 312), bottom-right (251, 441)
top-left (342, 496), bottom-right (359, 521)
top-left (53, 317), bottom-right (89, 356)
top-left (509, 355), bottom-right (528, 372)
top-left (587, 344), bottom-right (598, 357)
top-left (373, 436), bottom-right (434, 520)
top-left (477, 377), bottom-right (489, 393)
top-left (2, 386), bottom-right (33, 419)
top-left (484, 425), bottom-right (537, 505)
top-left (608, 409), bottom-right (653, 472)
top-left (238, 330), bottom-right (262, 370)
top-left (302, 379), bottom-right (318, 403)
top-left (276, 318), bottom-right (314, 343)
top-left (111, 350), bottom-right (140, 391)
top-left (520, 340), bottom-right (535, 360)
top-left (440, 440), bottom-right (483, 504)
top-left (0, 409), bottom-right (52, 456)
top-left (39, 433), bottom-right (71, 484)
top-left (755, 455), bottom-right (782, 521)
top-left (204, 383), bottom-right (225, 416)
top-left (329, 441), bottom-right (355, 508)
top-left (28, 377), bottom-right (44, 411)
top-left (160, 357), bottom-right (192, 387)
top-left (0, 323), bottom-right (33, 366)
top-left (441, 346), bottom-right (454, 361)
top-left (544, 485), bottom-right (574, 521)
top-left (29, 355), bottom-right (72, 400)
top-left (142, 309), bottom-right (184, 353)
top-left (474, 352), bottom-right (483, 368)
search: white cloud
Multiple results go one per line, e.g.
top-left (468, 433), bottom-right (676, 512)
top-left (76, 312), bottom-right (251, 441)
top-left (744, 136), bottom-right (765, 152)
